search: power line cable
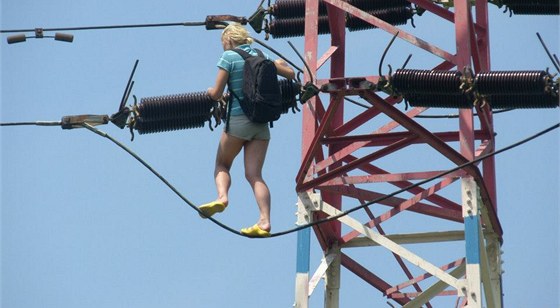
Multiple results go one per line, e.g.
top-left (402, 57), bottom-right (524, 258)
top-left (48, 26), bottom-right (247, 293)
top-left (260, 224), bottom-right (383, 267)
top-left (0, 21), bottom-right (207, 34)
top-left (0, 121), bottom-right (62, 126)
top-left (0, 16), bottom-right (245, 44)
top-left (0, 108), bottom-right (516, 126)
top-left (80, 122), bottom-right (559, 238)
top-left (80, 123), bottom-right (246, 237)
top-left (0, 1), bottom-right (271, 37)
top-left (2, 120), bottom-right (558, 238)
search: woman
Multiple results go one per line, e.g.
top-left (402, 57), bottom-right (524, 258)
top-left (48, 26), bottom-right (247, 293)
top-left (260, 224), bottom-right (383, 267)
top-left (199, 23), bottom-right (295, 237)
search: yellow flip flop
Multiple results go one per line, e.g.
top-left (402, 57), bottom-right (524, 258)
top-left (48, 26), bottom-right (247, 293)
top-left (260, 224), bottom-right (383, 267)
top-left (198, 201), bottom-right (226, 218)
top-left (240, 224), bottom-right (271, 238)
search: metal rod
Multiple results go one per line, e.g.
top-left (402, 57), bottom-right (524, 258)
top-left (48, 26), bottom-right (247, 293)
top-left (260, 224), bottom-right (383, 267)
top-left (536, 32), bottom-right (560, 73)
top-left (401, 54), bottom-right (412, 69)
top-left (379, 31), bottom-right (400, 76)
top-left (119, 60), bottom-right (139, 111)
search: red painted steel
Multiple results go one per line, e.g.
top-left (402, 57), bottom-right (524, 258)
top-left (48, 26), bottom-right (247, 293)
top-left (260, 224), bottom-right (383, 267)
top-left (386, 258), bottom-right (465, 295)
top-left (298, 0), bottom-right (500, 305)
top-left (341, 253), bottom-right (411, 305)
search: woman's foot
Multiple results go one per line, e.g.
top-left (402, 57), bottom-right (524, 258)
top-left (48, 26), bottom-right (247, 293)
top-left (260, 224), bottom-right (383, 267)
top-left (240, 223), bottom-right (271, 238)
top-left (198, 201), bottom-right (227, 218)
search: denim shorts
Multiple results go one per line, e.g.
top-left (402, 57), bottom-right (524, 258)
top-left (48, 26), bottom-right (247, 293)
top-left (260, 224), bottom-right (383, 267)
top-left (226, 114), bottom-right (270, 141)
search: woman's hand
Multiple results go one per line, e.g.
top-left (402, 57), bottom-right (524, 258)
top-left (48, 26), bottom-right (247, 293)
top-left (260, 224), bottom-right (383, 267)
top-left (275, 58), bottom-right (295, 80)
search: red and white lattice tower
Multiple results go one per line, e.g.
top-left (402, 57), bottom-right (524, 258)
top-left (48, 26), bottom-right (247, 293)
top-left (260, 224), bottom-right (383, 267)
top-left (293, 1), bottom-right (503, 307)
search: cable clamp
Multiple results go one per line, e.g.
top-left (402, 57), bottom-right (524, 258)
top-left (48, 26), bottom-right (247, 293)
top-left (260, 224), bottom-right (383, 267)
top-left (61, 114), bottom-right (109, 130)
top-left (300, 82), bottom-right (320, 104)
top-left (205, 15), bottom-right (247, 30)
top-left (34, 28), bottom-right (44, 38)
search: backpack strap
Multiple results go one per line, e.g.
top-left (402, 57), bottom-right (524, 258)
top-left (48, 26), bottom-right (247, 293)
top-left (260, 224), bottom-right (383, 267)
top-left (226, 47), bottom-right (258, 125)
top-left (231, 48), bottom-right (265, 60)
top-left (225, 81), bottom-right (234, 133)
top-left (255, 49), bottom-right (264, 58)
top-left (224, 49), bottom-right (251, 133)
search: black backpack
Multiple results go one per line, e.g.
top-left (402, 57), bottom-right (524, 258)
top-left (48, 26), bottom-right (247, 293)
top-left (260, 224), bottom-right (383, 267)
top-left (229, 48), bottom-right (282, 125)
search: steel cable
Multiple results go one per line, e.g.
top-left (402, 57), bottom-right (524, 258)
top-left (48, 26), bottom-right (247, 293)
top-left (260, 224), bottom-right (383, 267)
top-left (0, 21), bottom-right (207, 34)
top-left (1, 120), bottom-right (558, 238)
top-left (73, 122), bottom-right (558, 239)
top-left (80, 123), bottom-right (247, 237)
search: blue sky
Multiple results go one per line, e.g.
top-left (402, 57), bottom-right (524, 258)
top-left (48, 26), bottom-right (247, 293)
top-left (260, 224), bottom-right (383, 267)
top-left (1, 1), bottom-right (558, 307)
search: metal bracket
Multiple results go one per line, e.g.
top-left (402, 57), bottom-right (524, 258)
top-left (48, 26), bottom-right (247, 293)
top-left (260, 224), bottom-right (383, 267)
top-left (321, 77), bottom-right (377, 96)
top-left (34, 28), bottom-right (44, 38)
top-left (298, 192), bottom-right (322, 210)
top-left (205, 15), bottom-right (247, 30)
top-left (61, 114), bottom-right (109, 129)
top-left (462, 180), bottom-right (480, 217)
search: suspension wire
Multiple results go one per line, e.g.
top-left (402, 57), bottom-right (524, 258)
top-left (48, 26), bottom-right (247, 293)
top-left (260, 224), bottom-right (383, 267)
top-left (2, 120), bottom-right (558, 238)
top-left (0, 106), bottom-right (517, 127)
top-left (80, 123), bottom-right (246, 237)
top-left (0, 21), bottom-right (206, 34)
top-left (0, 18), bottom-right (302, 77)
top-left (0, 121), bottom-right (62, 126)
top-left (74, 121), bottom-right (559, 238)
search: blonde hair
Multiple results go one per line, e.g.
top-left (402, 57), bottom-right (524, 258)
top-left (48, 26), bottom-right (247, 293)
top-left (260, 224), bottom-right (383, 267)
top-left (222, 23), bottom-right (254, 46)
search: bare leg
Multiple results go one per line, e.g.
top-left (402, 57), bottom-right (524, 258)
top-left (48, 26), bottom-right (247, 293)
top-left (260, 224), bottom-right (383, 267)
top-left (243, 139), bottom-right (271, 232)
top-left (214, 132), bottom-right (245, 206)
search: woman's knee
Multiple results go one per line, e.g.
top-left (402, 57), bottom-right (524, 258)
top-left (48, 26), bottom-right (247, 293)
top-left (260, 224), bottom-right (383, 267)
top-left (215, 165), bottom-right (230, 177)
top-left (245, 171), bottom-right (263, 184)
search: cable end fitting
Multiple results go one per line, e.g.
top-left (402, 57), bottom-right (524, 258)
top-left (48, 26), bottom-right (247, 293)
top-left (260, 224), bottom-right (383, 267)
top-left (205, 15), bottom-right (247, 30)
top-left (61, 114), bottom-right (109, 129)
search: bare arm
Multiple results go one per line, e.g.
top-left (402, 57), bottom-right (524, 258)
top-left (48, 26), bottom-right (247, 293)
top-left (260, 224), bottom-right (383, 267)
top-left (207, 68), bottom-right (229, 101)
top-left (274, 58), bottom-right (295, 80)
